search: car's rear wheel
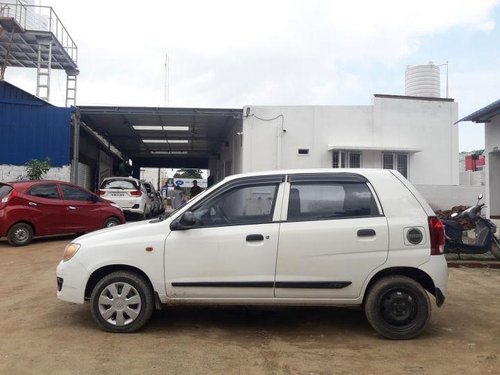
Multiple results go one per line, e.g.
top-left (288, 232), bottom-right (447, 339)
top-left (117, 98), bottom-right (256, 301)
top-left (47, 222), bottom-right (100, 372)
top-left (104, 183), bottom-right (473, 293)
top-left (103, 217), bottom-right (121, 228)
top-left (7, 223), bottom-right (34, 246)
top-left (90, 271), bottom-right (154, 333)
top-left (365, 276), bottom-right (431, 340)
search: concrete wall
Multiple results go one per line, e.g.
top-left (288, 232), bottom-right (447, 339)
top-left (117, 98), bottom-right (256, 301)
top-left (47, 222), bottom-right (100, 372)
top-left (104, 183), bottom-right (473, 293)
top-left (459, 170), bottom-right (485, 186)
top-left (241, 96), bottom-right (458, 186)
top-left (485, 116), bottom-right (500, 217)
top-left (213, 119), bottom-right (243, 182)
top-left (415, 184), bottom-right (484, 211)
top-left (373, 97), bottom-right (458, 185)
top-left (0, 164), bottom-right (71, 182)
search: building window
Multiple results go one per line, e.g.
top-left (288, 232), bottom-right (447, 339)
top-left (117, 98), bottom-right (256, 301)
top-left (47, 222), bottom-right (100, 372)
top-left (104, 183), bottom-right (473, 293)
top-left (382, 152), bottom-right (408, 178)
top-left (332, 151), bottom-right (361, 168)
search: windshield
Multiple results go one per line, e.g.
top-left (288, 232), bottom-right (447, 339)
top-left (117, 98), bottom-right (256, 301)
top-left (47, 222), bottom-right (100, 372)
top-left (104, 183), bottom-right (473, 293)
top-left (100, 179), bottom-right (138, 190)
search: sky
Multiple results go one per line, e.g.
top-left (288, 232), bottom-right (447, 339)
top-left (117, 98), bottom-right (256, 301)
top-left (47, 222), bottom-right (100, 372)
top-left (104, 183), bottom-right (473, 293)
top-left (5, 0), bottom-right (500, 152)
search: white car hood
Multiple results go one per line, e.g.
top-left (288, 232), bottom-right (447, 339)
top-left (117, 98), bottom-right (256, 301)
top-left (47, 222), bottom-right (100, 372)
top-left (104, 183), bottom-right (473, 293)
top-left (74, 217), bottom-right (173, 244)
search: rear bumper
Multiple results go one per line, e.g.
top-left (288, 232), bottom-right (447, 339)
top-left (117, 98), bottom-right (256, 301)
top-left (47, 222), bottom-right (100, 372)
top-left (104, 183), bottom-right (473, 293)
top-left (435, 287), bottom-right (445, 307)
top-left (419, 255), bottom-right (448, 306)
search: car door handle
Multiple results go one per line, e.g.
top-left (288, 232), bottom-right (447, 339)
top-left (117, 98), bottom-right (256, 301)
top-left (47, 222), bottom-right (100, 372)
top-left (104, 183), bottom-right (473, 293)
top-left (357, 229), bottom-right (376, 237)
top-left (68, 206), bottom-right (77, 210)
top-left (28, 202), bottom-right (37, 206)
top-left (246, 234), bottom-right (264, 242)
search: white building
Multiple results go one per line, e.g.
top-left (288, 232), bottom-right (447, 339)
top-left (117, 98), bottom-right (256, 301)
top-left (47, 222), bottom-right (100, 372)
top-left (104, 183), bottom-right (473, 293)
top-left (215, 94), bottom-right (458, 187)
top-left (458, 99), bottom-right (500, 218)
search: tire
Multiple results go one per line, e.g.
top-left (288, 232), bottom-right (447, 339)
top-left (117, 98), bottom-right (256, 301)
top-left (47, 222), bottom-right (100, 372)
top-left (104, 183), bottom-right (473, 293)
top-left (103, 217), bottom-right (121, 228)
top-left (7, 223), bottom-right (34, 246)
top-left (491, 238), bottom-right (500, 260)
top-left (365, 276), bottom-right (431, 340)
top-left (90, 271), bottom-right (154, 333)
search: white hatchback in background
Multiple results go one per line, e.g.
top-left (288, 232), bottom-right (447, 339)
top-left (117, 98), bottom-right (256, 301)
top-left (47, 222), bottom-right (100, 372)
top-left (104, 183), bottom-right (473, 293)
top-left (58, 169), bottom-right (448, 339)
top-left (98, 177), bottom-right (152, 220)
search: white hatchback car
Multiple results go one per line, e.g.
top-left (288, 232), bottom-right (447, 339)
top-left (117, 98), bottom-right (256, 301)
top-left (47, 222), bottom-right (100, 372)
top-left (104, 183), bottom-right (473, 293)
top-left (57, 169), bottom-right (447, 339)
top-left (98, 177), bottom-right (152, 220)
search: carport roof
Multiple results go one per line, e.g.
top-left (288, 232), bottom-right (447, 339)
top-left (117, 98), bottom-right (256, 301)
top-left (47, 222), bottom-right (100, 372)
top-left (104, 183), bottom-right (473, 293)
top-left (78, 106), bottom-right (242, 168)
top-left (456, 99), bottom-right (500, 124)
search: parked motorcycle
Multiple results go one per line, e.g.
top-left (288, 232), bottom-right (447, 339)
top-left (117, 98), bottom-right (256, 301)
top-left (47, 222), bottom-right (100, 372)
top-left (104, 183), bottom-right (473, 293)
top-left (441, 194), bottom-right (500, 260)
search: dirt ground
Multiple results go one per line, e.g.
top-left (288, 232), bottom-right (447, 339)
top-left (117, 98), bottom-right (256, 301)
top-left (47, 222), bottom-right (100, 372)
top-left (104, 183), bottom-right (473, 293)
top-left (0, 236), bottom-right (499, 375)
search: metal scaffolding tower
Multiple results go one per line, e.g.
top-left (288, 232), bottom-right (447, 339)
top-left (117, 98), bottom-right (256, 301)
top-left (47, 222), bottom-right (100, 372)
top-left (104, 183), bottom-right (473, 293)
top-left (0, 1), bottom-right (79, 106)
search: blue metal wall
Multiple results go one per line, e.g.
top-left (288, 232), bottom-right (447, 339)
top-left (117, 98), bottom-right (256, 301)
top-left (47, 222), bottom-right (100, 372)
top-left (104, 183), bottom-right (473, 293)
top-left (0, 82), bottom-right (72, 167)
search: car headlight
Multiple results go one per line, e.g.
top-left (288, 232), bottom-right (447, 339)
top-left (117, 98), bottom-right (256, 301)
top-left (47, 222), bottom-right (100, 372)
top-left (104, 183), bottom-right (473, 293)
top-left (63, 243), bottom-right (81, 262)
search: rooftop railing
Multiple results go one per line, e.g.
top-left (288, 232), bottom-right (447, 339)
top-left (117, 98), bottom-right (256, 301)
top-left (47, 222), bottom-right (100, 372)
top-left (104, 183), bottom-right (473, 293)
top-left (0, 1), bottom-right (78, 65)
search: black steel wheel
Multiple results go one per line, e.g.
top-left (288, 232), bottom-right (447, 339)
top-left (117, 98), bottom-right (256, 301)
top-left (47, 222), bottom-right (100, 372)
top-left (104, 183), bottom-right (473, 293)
top-left (365, 276), bottom-right (431, 340)
top-left (90, 271), bottom-right (154, 333)
top-left (7, 223), bottom-right (34, 246)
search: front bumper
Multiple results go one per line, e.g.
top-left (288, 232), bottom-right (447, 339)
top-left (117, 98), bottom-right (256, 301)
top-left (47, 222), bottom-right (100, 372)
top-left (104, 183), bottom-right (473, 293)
top-left (56, 258), bottom-right (90, 304)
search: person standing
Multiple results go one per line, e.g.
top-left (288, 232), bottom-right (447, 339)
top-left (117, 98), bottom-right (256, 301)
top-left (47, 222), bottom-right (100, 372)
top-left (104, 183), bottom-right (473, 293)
top-left (190, 180), bottom-right (202, 198)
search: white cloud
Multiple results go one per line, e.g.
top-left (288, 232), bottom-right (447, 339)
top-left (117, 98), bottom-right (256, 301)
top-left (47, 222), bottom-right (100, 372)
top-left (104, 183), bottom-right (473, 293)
top-left (4, 0), bottom-right (500, 115)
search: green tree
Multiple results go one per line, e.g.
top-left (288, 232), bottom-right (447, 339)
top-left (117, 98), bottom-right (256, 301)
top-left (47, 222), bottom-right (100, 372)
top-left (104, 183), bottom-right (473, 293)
top-left (24, 158), bottom-right (51, 180)
top-left (174, 169), bottom-right (203, 179)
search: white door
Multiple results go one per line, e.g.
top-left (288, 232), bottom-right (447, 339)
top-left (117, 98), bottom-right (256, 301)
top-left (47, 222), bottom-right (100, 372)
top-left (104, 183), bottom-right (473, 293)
top-left (275, 174), bottom-right (389, 299)
top-left (164, 177), bottom-right (284, 298)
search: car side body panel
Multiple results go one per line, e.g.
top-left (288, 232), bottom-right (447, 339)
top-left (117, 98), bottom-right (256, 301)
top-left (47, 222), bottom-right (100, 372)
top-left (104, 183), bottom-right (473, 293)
top-left (56, 169), bottom-right (447, 310)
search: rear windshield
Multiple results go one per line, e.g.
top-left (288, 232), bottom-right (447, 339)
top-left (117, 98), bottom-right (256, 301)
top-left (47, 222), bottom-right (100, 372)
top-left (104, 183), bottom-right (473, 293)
top-left (100, 179), bottom-right (138, 190)
top-left (0, 184), bottom-right (13, 199)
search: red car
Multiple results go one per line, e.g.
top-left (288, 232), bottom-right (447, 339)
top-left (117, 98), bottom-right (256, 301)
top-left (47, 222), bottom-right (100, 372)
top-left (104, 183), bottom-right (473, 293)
top-left (0, 180), bottom-right (126, 246)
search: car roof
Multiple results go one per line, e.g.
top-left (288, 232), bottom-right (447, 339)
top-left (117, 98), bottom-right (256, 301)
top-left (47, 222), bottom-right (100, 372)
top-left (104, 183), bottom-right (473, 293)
top-left (6, 179), bottom-right (69, 187)
top-left (221, 168), bottom-right (394, 182)
top-left (3, 180), bottom-right (95, 193)
top-left (102, 177), bottom-right (139, 182)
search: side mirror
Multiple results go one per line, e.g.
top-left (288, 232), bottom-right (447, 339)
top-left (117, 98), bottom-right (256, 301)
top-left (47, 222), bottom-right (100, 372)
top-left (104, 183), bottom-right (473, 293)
top-left (91, 195), bottom-right (99, 203)
top-left (170, 211), bottom-right (196, 230)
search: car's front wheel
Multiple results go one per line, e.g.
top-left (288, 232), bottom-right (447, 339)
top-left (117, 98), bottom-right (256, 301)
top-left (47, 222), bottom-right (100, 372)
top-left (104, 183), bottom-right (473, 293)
top-left (90, 271), bottom-right (154, 333)
top-left (364, 276), bottom-right (431, 340)
top-left (7, 223), bottom-right (34, 246)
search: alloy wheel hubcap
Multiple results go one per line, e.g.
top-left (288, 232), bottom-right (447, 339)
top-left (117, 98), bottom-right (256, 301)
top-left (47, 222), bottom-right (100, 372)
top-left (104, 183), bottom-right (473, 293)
top-left (98, 282), bottom-right (142, 326)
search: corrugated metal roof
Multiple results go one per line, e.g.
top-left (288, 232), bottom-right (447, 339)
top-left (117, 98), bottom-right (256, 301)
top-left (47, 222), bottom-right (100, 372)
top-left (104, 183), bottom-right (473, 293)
top-left (78, 106), bottom-right (243, 169)
top-left (0, 80), bottom-right (51, 106)
top-left (456, 99), bottom-right (500, 124)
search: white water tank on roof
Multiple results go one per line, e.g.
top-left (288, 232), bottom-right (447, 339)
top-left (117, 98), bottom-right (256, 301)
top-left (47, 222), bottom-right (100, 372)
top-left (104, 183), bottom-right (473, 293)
top-left (405, 63), bottom-right (440, 97)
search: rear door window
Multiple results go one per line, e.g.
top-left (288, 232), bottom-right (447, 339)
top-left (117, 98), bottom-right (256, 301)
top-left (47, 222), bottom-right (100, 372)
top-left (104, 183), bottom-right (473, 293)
top-left (101, 179), bottom-right (138, 190)
top-left (0, 184), bottom-right (13, 199)
top-left (61, 185), bottom-right (96, 202)
top-left (27, 184), bottom-right (60, 199)
top-left (287, 181), bottom-right (379, 221)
